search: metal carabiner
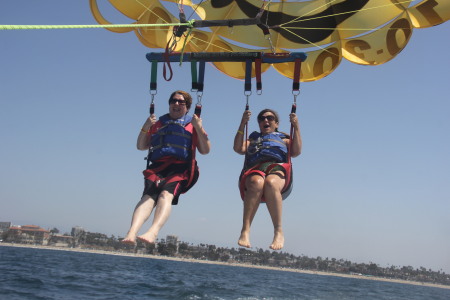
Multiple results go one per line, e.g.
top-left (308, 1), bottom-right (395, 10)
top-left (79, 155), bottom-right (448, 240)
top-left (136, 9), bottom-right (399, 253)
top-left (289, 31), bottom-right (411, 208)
top-left (292, 90), bottom-right (300, 104)
top-left (196, 91), bottom-right (203, 105)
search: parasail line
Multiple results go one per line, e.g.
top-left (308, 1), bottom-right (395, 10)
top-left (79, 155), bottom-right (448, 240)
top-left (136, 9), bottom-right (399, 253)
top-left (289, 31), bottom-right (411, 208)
top-left (188, 35), bottom-right (234, 53)
top-left (186, 0), bottom-right (206, 20)
top-left (0, 22), bottom-right (192, 31)
top-left (280, 0), bottom-right (341, 26)
top-left (179, 26), bottom-right (194, 65)
top-left (282, 27), bottom-right (339, 58)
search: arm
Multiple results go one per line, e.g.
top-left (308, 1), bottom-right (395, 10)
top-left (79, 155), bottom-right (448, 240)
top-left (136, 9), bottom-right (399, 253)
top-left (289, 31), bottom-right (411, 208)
top-left (136, 114), bottom-right (157, 150)
top-left (191, 114), bottom-right (211, 155)
top-left (287, 113), bottom-right (302, 157)
top-left (233, 110), bottom-right (251, 155)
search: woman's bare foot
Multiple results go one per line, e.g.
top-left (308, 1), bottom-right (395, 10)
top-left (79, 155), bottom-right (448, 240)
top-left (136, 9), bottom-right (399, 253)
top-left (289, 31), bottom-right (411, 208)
top-left (121, 235), bottom-right (136, 245)
top-left (137, 231), bottom-right (158, 244)
top-left (269, 230), bottom-right (284, 250)
top-left (238, 230), bottom-right (251, 248)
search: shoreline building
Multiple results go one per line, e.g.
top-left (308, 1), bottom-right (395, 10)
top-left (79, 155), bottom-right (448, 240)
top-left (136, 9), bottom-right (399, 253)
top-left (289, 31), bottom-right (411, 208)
top-left (5, 225), bottom-right (50, 245)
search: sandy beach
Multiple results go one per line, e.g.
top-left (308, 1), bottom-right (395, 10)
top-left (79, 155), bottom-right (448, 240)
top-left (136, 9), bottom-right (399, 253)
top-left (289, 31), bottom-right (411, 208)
top-left (2, 243), bottom-right (449, 290)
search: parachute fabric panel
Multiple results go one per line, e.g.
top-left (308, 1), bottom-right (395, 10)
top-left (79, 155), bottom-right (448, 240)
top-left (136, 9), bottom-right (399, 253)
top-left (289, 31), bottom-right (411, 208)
top-left (408, 0), bottom-right (450, 27)
top-left (342, 12), bottom-right (412, 65)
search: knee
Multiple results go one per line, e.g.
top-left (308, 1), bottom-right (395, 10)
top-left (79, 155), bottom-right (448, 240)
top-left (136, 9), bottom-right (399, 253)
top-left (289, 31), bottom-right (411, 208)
top-left (246, 175), bottom-right (264, 193)
top-left (158, 190), bottom-right (174, 203)
top-left (264, 176), bottom-right (283, 192)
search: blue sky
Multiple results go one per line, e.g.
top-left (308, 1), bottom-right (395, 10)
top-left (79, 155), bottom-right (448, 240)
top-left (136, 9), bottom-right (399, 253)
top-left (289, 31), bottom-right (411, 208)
top-left (1, 1), bottom-right (449, 273)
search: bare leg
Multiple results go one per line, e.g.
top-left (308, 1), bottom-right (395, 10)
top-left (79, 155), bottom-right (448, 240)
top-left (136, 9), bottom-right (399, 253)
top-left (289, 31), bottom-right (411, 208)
top-left (138, 190), bottom-right (174, 244)
top-left (238, 175), bottom-right (264, 248)
top-left (122, 195), bottom-right (156, 244)
top-left (264, 173), bottom-right (285, 250)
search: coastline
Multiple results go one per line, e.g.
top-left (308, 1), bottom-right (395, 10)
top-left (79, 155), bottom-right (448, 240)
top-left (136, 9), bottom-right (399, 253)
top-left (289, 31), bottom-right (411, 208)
top-left (2, 243), bottom-right (449, 290)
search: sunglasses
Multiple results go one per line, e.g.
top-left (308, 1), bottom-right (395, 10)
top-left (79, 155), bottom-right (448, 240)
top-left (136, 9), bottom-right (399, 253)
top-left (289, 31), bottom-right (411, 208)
top-left (169, 98), bottom-right (187, 106)
top-left (258, 115), bottom-right (276, 122)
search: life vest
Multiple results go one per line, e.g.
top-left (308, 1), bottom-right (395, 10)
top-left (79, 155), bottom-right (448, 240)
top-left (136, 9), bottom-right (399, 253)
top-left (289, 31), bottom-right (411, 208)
top-left (245, 131), bottom-right (288, 167)
top-left (148, 114), bottom-right (193, 162)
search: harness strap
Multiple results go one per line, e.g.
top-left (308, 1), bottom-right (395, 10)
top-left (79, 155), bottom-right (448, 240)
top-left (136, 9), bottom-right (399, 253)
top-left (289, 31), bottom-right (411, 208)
top-left (186, 126), bottom-right (199, 188)
top-left (243, 102), bottom-right (249, 166)
top-left (150, 60), bottom-right (158, 91)
top-left (255, 58), bottom-right (262, 94)
top-left (143, 160), bottom-right (190, 186)
top-left (287, 103), bottom-right (297, 164)
top-left (191, 60), bottom-right (198, 91)
top-left (292, 58), bottom-right (301, 92)
top-left (244, 59), bottom-right (252, 93)
top-left (239, 162), bottom-right (292, 202)
top-left (243, 59), bottom-right (252, 161)
top-left (149, 60), bottom-right (158, 115)
top-left (275, 102), bottom-right (297, 194)
top-left (197, 61), bottom-right (206, 92)
top-left (284, 58), bottom-right (302, 194)
top-left (163, 42), bottom-right (174, 81)
top-left (188, 102), bottom-right (202, 189)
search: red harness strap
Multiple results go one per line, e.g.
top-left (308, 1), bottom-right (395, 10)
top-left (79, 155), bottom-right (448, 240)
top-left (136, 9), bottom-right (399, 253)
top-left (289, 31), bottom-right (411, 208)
top-left (186, 130), bottom-right (198, 189)
top-left (143, 159), bottom-right (190, 186)
top-left (186, 105), bottom-right (202, 189)
top-left (239, 161), bottom-right (292, 202)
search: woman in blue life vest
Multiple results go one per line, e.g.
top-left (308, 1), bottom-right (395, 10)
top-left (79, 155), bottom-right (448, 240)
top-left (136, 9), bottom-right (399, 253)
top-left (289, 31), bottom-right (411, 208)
top-left (234, 109), bottom-right (302, 250)
top-left (122, 90), bottom-right (210, 245)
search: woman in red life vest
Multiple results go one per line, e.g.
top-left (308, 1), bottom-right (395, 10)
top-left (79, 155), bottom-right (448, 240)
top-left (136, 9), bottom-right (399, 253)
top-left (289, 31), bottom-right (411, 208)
top-left (122, 90), bottom-right (210, 244)
top-left (234, 109), bottom-right (301, 250)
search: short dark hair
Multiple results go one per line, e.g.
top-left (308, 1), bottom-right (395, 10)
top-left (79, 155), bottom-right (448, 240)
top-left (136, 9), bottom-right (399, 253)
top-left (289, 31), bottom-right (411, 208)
top-left (169, 90), bottom-right (192, 110)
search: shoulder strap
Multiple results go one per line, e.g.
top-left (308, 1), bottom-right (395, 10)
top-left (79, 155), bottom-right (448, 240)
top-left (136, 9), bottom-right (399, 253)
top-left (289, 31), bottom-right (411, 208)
top-left (248, 131), bottom-right (260, 140)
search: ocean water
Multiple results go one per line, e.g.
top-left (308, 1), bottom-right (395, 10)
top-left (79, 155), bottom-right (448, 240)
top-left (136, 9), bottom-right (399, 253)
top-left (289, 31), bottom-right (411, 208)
top-left (0, 246), bottom-right (449, 300)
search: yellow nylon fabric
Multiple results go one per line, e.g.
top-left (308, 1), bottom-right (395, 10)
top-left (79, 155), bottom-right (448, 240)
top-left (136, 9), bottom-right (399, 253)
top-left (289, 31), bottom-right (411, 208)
top-left (90, 0), bottom-right (449, 81)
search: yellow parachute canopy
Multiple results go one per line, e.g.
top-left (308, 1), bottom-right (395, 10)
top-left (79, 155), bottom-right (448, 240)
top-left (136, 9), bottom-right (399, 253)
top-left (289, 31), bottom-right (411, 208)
top-left (90, 0), bottom-right (450, 81)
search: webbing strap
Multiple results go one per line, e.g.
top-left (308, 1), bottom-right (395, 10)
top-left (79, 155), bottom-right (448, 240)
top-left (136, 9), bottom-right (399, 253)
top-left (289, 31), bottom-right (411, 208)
top-left (149, 61), bottom-right (158, 115)
top-left (292, 59), bottom-right (301, 92)
top-left (255, 58), bottom-right (262, 93)
top-left (197, 61), bottom-right (206, 92)
top-left (150, 60), bottom-right (158, 91)
top-left (243, 102), bottom-right (249, 168)
top-left (163, 61), bottom-right (174, 81)
top-left (245, 59), bottom-right (252, 93)
top-left (288, 103), bottom-right (297, 164)
top-left (191, 60), bottom-right (198, 91)
top-left (186, 130), bottom-right (198, 188)
top-left (163, 42), bottom-right (174, 81)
